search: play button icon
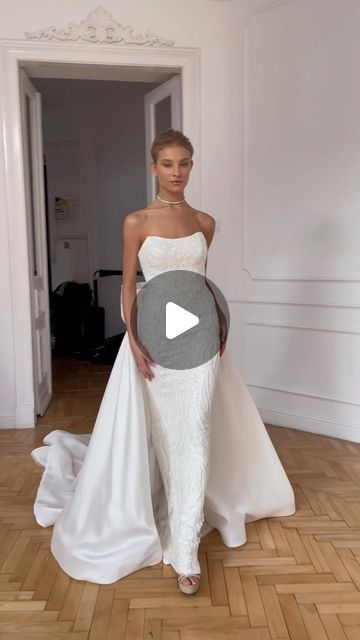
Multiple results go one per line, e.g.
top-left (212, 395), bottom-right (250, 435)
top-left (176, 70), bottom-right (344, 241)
top-left (131, 269), bottom-right (230, 370)
top-left (166, 302), bottom-right (199, 339)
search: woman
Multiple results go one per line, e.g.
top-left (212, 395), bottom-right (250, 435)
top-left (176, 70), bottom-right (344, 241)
top-left (31, 128), bottom-right (296, 595)
top-left (122, 128), bottom-right (227, 593)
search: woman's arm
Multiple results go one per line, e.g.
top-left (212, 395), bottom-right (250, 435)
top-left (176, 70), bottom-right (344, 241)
top-left (202, 216), bottom-right (228, 357)
top-left (121, 213), bottom-right (156, 380)
top-left (122, 213), bottom-right (141, 349)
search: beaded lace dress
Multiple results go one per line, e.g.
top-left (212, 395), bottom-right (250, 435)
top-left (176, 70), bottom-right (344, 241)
top-left (138, 231), bottom-right (219, 575)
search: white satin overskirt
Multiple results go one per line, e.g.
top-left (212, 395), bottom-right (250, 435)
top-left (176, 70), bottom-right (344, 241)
top-left (31, 332), bottom-right (295, 584)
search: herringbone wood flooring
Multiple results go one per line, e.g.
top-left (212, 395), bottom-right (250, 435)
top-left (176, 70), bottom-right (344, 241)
top-left (0, 355), bottom-right (360, 639)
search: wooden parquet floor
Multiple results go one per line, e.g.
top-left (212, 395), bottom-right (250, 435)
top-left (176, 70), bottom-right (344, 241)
top-left (1, 356), bottom-right (360, 639)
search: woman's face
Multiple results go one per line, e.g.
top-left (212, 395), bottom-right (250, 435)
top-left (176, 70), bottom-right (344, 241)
top-left (151, 145), bottom-right (193, 194)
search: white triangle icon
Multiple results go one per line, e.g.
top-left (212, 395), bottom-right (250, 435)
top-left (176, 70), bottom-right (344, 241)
top-left (166, 302), bottom-right (199, 339)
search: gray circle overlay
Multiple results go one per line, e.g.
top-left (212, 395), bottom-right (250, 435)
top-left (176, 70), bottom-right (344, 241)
top-left (130, 269), bottom-right (230, 370)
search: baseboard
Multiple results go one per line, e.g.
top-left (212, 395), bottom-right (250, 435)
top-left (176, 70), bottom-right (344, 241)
top-left (260, 407), bottom-right (360, 443)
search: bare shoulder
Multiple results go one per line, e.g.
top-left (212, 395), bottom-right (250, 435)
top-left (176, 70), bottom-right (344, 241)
top-left (123, 208), bottom-right (146, 228)
top-left (194, 209), bottom-right (216, 232)
top-left (193, 209), bottom-right (216, 245)
top-left (123, 209), bottom-right (147, 241)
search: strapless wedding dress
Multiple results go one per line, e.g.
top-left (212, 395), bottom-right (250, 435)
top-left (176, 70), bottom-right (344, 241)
top-left (31, 231), bottom-right (296, 584)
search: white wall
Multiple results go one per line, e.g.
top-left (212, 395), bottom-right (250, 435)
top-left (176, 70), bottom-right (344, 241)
top-left (1, 0), bottom-right (360, 440)
top-left (224, 0), bottom-right (360, 441)
top-left (33, 77), bottom-right (158, 338)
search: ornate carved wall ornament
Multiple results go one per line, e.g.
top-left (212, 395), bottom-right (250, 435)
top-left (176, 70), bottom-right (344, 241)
top-left (24, 6), bottom-right (175, 46)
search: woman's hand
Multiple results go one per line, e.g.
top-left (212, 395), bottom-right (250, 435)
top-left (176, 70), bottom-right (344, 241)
top-left (130, 339), bottom-right (157, 381)
top-left (219, 316), bottom-right (228, 357)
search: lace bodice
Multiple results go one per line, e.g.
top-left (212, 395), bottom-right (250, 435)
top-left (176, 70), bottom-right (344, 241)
top-left (138, 231), bottom-right (207, 281)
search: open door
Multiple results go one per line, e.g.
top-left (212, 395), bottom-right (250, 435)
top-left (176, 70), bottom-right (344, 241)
top-left (144, 74), bottom-right (182, 203)
top-left (19, 68), bottom-right (52, 417)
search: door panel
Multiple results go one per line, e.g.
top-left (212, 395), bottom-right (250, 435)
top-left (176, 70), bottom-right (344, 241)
top-left (19, 68), bottom-right (52, 417)
top-left (144, 74), bottom-right (182, 203)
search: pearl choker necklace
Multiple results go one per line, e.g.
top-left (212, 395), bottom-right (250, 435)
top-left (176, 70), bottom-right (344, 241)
top-left (156, 194), bottom-right (185, 204)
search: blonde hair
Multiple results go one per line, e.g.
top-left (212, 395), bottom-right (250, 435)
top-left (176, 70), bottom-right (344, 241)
top-left (151, 128), bottom-right (194, 164)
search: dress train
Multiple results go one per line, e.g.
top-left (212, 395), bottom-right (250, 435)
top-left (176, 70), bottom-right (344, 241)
top-left (31, 332), bottom-right (295, 584)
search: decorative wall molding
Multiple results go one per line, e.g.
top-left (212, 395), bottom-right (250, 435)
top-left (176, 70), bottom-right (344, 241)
top-left (24, 6), bottom-right (175, 46)
top-left (242, 0), bottom-right (360, 282)
top-left (243, 320), bottom-right (360, 406)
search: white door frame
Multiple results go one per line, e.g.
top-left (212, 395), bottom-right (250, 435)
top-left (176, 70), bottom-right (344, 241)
top-left (0, 40), bottom-right (201, 428)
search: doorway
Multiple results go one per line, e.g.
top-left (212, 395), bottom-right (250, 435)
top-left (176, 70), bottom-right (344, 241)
top-left (0, 42), bottom-right (200, 428)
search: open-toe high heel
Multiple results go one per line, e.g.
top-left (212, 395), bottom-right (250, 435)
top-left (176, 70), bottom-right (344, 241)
top-left (177, 573), bottom-right (201, 595)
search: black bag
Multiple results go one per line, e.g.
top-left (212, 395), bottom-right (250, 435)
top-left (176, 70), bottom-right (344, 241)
top-left (50, 281), bottom-right (105, 356)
